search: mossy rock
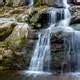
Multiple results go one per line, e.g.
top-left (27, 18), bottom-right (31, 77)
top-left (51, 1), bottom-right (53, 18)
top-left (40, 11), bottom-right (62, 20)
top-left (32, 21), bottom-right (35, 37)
top-left (27, 8), bottom-right (49, 29)
top-left (0, 23), bottom-right (16, 41)
top-left (34, 0), bottom-right (40, 7)
top-left (0, 37), bottom-right (28, 70)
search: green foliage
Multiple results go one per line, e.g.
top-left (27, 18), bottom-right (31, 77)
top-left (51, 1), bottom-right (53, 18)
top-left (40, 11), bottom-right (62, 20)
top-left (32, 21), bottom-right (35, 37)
top-left (34, 0), bottom-right (40, 7)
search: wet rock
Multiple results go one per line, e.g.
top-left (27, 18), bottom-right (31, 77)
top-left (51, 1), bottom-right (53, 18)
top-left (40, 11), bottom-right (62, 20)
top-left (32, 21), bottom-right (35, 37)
top-left (53, 3), bottom-right (65, 8)
top-left (28, 10), bottom-right (39, 28)
top-left (53, 0), bottom-right (66, 8)
top-left (50, 30), bottom-right (77, 72)
top-left (70, 17), bottom-right (80, 25)
top-left (27, 29), bottom-right (38, 39)
top-left (28, 8), bottom-right (49, 29)
top-left (37, 13), bottom-right (50, 29)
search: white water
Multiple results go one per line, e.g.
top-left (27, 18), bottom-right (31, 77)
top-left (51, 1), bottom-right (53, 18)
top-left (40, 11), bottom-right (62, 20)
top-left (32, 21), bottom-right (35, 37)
top-left (27, 0), bottom-right (33, 14)
top-left (28, 0), bottom-right (80, 74)
top-left (63, 0), bottom-right (69, 8)
top-left (28, 0), bottom-right (33, 7)
top-left (29, 30), bottom-right (51, 71)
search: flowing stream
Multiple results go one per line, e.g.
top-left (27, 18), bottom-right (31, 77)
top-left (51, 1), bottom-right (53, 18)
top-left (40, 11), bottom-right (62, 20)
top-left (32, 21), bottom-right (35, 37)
top-left (29, 30), bottom-right (51, 71)
top-left (28, 0), bottom-right (80, 76)
top-left (28, 0), bottom-right (72, 73)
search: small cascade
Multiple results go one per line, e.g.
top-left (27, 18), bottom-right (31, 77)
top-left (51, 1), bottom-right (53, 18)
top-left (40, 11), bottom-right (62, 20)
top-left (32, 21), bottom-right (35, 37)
top-left (29, 30), bottom-right (51, 71)
top-left (27, 0), bottom-right (34, 14)
top-left (63, 0), bottom-right (69, 8)
top-left (72, 31), bottom-right (80, 72)
top-left (28, 0), bottom-right (80, 74)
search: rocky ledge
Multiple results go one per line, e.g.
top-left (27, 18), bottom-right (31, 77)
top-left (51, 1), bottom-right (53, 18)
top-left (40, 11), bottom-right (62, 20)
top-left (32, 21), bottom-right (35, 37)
top-left (0, 6), bottom-right (49, 70)
top-left (0, 5), bottom-right (80, 72)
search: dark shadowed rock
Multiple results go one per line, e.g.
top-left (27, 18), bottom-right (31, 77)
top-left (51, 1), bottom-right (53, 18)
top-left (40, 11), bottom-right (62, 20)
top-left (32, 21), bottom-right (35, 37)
top-left (70, 17), bottom-right (80, 25)
top-left (0, 23), bottom-right (16, 41)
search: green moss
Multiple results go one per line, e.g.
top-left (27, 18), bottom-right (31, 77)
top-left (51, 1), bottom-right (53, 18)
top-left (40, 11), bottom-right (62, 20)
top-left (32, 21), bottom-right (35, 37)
top-left (0, 36), bottom-right (27, 69)
top-left (34, 0), bottom-right (40, 7)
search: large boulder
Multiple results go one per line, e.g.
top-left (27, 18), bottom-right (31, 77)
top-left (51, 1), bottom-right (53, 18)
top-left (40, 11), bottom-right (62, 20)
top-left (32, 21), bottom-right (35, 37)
top-left (27, 7), bottom-right (49, 29)
top-left (70, 17), bottom-right (80, 25)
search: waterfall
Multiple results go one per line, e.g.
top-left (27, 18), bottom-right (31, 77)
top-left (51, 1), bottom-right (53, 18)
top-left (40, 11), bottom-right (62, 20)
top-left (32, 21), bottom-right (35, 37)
top-left (26, 0), bottom-right (34, 14)
top-left (63, 0), bottom-right (69, 8)
top-left (28, 0), bottom-right (71, 72)
top-left (29, 30), bottom-right (51, 71)
top-left (25, 0), bottom-right (33, 6)
top-left (28, 0), bottom-right (80, 73)
top-left (29, 0), bottom-right (33, 7)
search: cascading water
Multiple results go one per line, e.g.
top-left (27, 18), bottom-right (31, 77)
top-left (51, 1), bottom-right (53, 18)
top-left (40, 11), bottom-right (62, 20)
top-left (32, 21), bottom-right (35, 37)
top-left (29, 30), bottom-right (51, 71)
top-left (28, 0), bottom-right (80, 73)
top-left (29, 0), bottom-right (33, 7)
top-left (63, 0), bottom-right (69, 8)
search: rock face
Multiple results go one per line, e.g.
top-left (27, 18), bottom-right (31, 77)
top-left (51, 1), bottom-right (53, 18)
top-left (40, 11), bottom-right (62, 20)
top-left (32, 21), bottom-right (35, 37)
top-left (0, 17), bottom-right (30, 70)
top-left (7, 23), bottom-right (29, 41)
top-left (5, 0), bottom-right (13, 6)
top-left (13, 0), bottom-right (25, 7)
top-left (50, 31), bottom-right (68, 72)
top-left (0, 0), bottom-right (4, 6)
top-left (2, 0), bottom-right (26, 7)
top-left (50, 28), bottom-right (78, 72)
top-left (0, 22), bottom-right (16, 41)
top-left (70, 6), bottom-right (80, 25)
top-left (27, 7), bottom-right (49, 29)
